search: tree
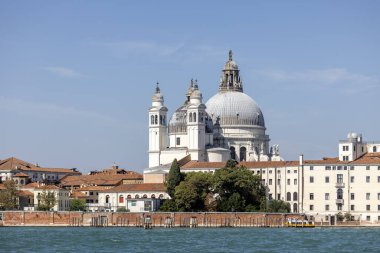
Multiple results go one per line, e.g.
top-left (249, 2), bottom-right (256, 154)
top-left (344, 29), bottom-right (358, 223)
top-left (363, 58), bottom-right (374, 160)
top-left (213, 160), bottom-right (265, 212)
top-left (116, 207), bottom-right (129, 212)
top-left (69, 199), bottom-right (86, 211)
top-left (37, 190), bottom-right (56, 211)
top-left (265, 200), bottom-right (291, 213)
top-left (166, 159), bottom-right (181, 198)
top-left (159, 199), bottom-right (178, 212)
top-left (0, 180), bottom-right (18, 210)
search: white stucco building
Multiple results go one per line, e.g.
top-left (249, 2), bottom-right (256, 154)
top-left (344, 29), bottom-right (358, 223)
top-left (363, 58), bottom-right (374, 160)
top-left (148, 51), bottom-right (283, 169)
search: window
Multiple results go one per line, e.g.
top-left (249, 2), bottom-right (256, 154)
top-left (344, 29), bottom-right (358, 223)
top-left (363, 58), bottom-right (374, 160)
top-left (337, 174), bottom-right (343, 183)
top-left (176, 137), bottom-right (181, 146)
top-left (366, 166), bottom-right (370, 170)
top-left (143, 194), bottom-right (147, 198)
top-left (310, 176), bottom-right (314, 183)
top-left (309, 193), bottom-right (314, 200)
top-left (269, 194), bottom-right (273, 200)
top-left (351, 193), bottom-right (355, 200)
top-left (287, 170), bottom-right (290, 174)
top-left (230, 147), bottom-right (236, 160)
top-left (150, 115), bottom-right (154, 125)
top-left (131, 201), bottom-right (136, 206)
top-left (366, 176), bottom-right (370, 183)
top-left (310, 205), bottom-right (314, 211)
top-left (119, 195), bottom-right (124, 203)
top-left (366, 216), bottom-right (370, 221)
top-left (151, 194), bottom-right (156, 199)
top-left (337, 204), bottom-right (342, 211)
top-left (239, 147), bottom-right (247, 162)
top-left (350, 176), bottom-right (354, 183)
top-left (351, 205), bottom-right (355, 211)
top-left (277, 194), bottom-right (281, 200)
top-left (277, 179), bottom-right (280, 185)
top-left (127, 195), bottom-right (131, 199)
top-left (325, 205), bottom-right (329, 211)
top-left (159, 194), bottom-right (164, 199)
top-left (325, 193), bottom-right (330, 200)
top-left (294, 179), bottom-right (297, 185)
top-left (366, 193), bottom-right (370, 200)
top-left (350, 166), bottom-right (354, 170)
top-left (378, 205), bottom-right (380, 211)
top-left (154, 115), bottom-right (158, 124)
top-left (286, 192), bottom-right (291, 201)
top-left (374, 146), bottom-right (378, 152)
top-left (287, 179), bottom-right (290, 185)
top-left (343, 145), bottom-right (349, 151)
top-left (269, 179), bottom-right (272, 185)
top-left (310, 166), bottom-right (314, 170)
top-left (366, 205), bottom-right (371, 211)
top-left (343, 156), bottom-right (349, 161)
top-left (378, 176), bottom-right (380, 183)
top-left (378, 193), bottom-right (380, 200)
top-left (293, 192), bottom-right (298, 201)
top-left (294, 170), bottom-right (297, 173)
top-left (135, 194), bottom-right (139, 199)
top-left (337, 189), bottom-right (343, 199)
top-left (325, 166), bottom-right (331, 170)
top-left (325, 176), bottom-right (330, 183)
top-left (269, 170), bottom-right (272, 174)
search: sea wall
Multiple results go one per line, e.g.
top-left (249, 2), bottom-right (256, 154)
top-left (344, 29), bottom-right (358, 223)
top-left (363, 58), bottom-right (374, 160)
top-left (0, 211), bottom-right (303, 227)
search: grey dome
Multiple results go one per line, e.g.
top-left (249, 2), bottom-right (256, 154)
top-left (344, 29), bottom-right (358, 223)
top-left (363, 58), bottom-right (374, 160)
top-left (205, 91), bottom-right (265, 127)
top-left (169, 106), bottom-right (187, 134)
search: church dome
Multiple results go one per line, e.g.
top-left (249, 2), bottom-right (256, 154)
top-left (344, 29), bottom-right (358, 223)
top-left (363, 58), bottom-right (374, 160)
top-left (205, 91), bottom-right (265, 127)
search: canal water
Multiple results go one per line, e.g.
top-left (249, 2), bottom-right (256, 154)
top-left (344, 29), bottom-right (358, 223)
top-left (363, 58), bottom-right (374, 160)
top-left (1, 227), bottom-right (379, 252)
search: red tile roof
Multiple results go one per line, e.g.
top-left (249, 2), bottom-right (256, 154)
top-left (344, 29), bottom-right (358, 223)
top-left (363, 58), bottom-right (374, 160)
top-left (0, 157), bottom-right (81, 174)
top-left (102, 183), bottom-right (165, 193)
top-left (76, 186), bottom-right (107, 191)
top-left (60, 173), bottom-right (143, 187)
top-left (14, 172), bottom-right (29, 177)
top-left (17, 190), bottom-right (34, 196)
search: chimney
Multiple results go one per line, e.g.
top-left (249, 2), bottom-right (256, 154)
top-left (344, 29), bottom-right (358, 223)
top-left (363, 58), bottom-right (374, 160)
top-left (299, 154), bottom-right (304, 166)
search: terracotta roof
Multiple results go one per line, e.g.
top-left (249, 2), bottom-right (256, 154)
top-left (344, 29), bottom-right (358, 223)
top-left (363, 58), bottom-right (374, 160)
top-left (23, 182), bottom-right (40, 188)
top-left (71, 191), bottom-right (87, 198)
top-left (76, 185), bottom-right (107, 191)
top-left (36, 185), bottom-right (64, 190)
top-left (102, 183), bottom-right (166, 193)
top-left (0, 157), bottom-right (81, 174)
top-left (60, 173), bottom-right (143, 187)
top-left (14, 172), bottom-right (29, 177)
top-left (17, 190), bottom-right (34, 196)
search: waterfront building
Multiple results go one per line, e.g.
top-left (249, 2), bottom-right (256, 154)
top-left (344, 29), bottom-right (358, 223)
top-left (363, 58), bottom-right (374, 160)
top-left (0, 157), bottom-right (81, 184)
top-left (98, 183), bottom-right (168, 212)
top-left (148, 51), bottom-right (283, 169)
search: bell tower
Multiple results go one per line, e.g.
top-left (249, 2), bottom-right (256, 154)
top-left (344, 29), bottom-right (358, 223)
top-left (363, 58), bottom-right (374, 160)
top-left (148, 83), bottom-right (168, 167)
top-left (187, 81), bottom-right (206, 161)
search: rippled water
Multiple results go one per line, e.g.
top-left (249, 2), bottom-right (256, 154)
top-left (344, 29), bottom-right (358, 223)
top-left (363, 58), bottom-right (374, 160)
top-left (1, 227), bottom-right (379, 253)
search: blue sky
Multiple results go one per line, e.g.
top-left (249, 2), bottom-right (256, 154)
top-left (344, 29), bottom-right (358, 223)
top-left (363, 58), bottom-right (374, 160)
top-left (1, 1), bottom-right (379, 172)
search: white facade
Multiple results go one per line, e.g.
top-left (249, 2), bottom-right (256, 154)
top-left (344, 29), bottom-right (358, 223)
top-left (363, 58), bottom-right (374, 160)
top-left (33, 186), bottom-right (70, 211)
top-left (148, 51), bottom-right (282, 169)
top-left (179, 133), bottom-right (380, 224)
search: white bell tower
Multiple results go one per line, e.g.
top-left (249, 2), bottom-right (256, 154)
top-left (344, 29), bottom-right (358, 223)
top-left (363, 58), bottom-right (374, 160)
top-left (148, 83), bottom-right (168, 167)
top-left (187, 81), bottom-right (206, 161)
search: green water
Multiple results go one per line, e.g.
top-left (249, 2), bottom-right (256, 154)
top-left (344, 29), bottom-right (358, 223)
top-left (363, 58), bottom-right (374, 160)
top-left (0, 227), bottom-right (379, 252)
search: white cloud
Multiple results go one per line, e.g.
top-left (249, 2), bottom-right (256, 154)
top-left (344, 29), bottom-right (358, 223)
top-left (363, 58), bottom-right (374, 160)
top-left (41, 66), bottom-right (82, 78)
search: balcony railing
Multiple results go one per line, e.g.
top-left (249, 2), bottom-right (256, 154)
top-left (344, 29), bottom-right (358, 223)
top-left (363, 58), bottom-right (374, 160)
top-left (335, 182), bottom-right (345, 188)
top-left (336, 199), bottom-right (344, 205)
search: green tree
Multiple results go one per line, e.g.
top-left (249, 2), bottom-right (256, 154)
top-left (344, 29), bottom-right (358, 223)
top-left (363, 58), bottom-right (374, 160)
top-left (69, 199), bottom-right (86, 211)
top-left (166, 159), bottom-right (181, 198)
top-left (265, 199), bottom-right (291, 213)
top-left (37, 190), bottom-right (56, 211)
top-left (213, 160), bottom-right (265, 212)
top-left (159, 199), bottom-right (178, 211)
top-left (0, 180), bottom-right (18, 210)
top-left (116, 207), bottom-right (129, 212)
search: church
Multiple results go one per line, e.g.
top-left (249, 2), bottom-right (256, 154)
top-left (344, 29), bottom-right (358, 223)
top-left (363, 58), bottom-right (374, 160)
top-left (148, 51), bottom-right (283, 169)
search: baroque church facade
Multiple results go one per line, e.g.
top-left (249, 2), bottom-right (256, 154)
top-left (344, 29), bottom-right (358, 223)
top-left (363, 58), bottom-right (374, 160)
top-left (148, 51), bottom-right (283, 168)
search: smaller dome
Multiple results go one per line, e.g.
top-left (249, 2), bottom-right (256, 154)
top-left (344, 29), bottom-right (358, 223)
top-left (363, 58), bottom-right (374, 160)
top-left (190, 89), bottom-right (202, 99)
top-left (224, 60), bottom-right (238, 70)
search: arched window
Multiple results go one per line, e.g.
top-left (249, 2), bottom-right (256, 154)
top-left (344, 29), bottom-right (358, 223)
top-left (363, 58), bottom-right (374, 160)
top-left (373, 146), bottom-right (377, 152)
top-left (151, 194), bottom-right (156, 199)
top-left (159, 194), bottom-right (164, 199)
top-left (150, 115), bottom-right (154, 125)
top-left (119, 195), bottom-right (124, 203)
top-left (105, 195), bottom-right (110, 204)
top-left (230, 147), bottom-right (236, 160)
top-left (287, 192), bottom-right (291, 201)
top-left (293, 192), bottom-right (298, 201)
top-left (163, 116), bottom-right (166, 125)
top-left (193, 112), bottom-right (196, 122)
top-left (189, 113), bottom-right (192, 122)
top-left (293, 203), bottom-right (298, 213)
top-left (135, 194), bottom-right (139, 199)
top-left (337, 189), bottom-right (343, 199)
top-left (160, 115), bottom-right (163, 125)
top-left (240, 147), bottom-right (247, 161)
top-left (143, 194), bottom-right (147, 198)
top-left (20, 179), bottom-right (24, 185)
top-left (154, 115), bottom-right (158, 124)
top-left (127, 195), bottom-right (131, 199)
